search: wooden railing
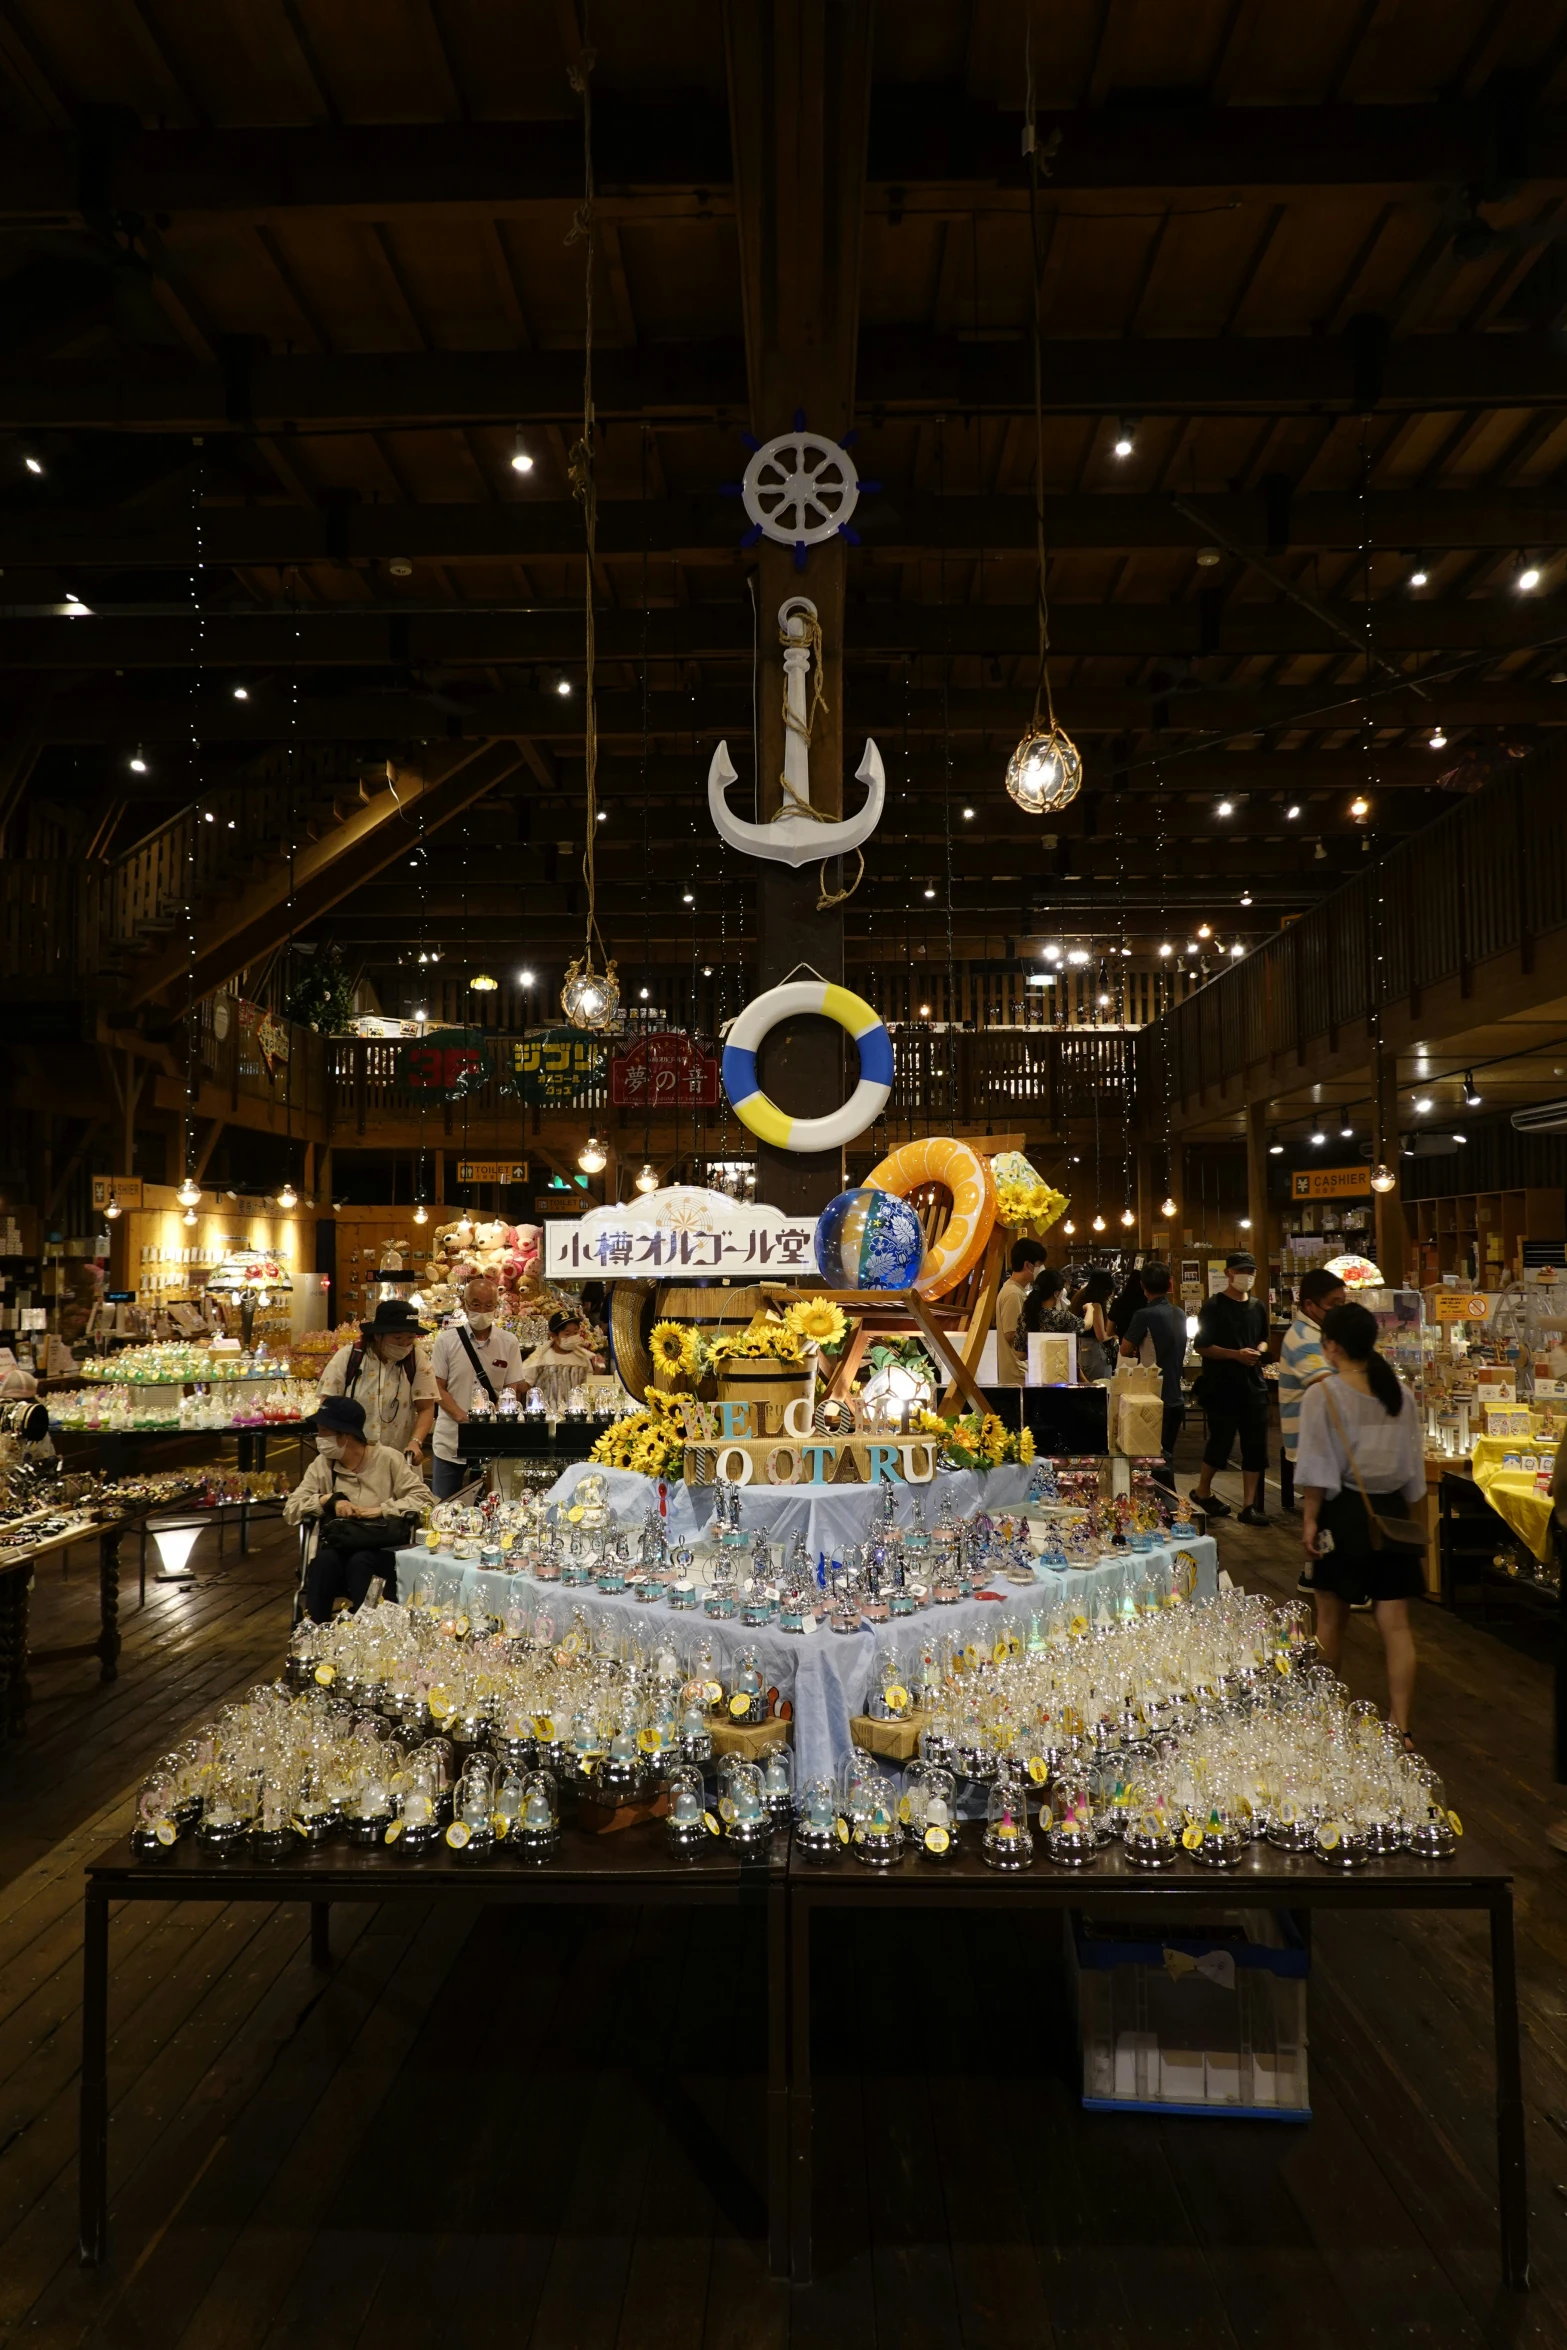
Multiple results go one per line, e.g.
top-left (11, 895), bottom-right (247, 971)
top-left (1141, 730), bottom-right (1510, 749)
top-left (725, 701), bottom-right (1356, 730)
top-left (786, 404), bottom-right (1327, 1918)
top-left (324, 1027), bottom-right (1132, 1138)
top-left (1143, 747), bottom-right (1567, 1115)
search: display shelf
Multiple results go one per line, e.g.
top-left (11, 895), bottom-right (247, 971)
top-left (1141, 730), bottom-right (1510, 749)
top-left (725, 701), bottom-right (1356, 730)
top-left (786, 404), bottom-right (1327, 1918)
top-left (1402, 1187), bottom-right (1564, 1289)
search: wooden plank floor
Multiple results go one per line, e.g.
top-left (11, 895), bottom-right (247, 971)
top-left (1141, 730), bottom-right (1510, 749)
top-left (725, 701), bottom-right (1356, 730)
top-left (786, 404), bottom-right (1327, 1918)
top-left (3, 1469), bottom-right (1567, 2346)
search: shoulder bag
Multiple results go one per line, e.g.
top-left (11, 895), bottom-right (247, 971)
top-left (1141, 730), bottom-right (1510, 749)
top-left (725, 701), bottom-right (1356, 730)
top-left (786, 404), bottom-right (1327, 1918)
top-left (453, 1326), bottom-right (501, 1407)
top-left (1320, 1384), bottom-right (1426, 1552)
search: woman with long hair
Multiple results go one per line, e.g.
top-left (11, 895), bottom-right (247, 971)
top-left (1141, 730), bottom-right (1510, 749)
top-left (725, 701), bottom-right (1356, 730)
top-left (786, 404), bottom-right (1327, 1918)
top-left (1295, 1300), bottom-right (1427, 1740)
top-left (1069, 1267), bottom-right (1116, 1384)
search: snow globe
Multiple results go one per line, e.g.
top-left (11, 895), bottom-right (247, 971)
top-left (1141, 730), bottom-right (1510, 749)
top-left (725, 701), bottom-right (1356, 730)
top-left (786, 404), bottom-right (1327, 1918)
top-left (446, 1756), bottom-right (495, 1856)
top-left (720, 1760), bottom-right (772, 1853)
top-left (1042, 1775), bottom-right (1098, 1868)
top-left (913, 1764), bottom-right (958, 1860)
top-left (852, 1772), bottom-right (903, 1868)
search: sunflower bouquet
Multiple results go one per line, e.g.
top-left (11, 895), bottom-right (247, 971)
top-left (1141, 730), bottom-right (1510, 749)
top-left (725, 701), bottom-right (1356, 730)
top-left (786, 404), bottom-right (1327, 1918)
top-left (914, 1408), bottom-right (1034, 1471)
top-left (705, 1320), bottom-right (807, 1366)
top-left (589, 1388), bottom-right (688, 1478)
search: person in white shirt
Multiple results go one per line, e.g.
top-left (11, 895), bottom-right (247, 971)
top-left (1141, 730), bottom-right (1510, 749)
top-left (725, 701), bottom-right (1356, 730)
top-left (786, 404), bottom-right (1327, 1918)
top-left (429, 1278), bottom-right (527, 1499)
top-left (1296, 1301), bottom-right (1427, 1741)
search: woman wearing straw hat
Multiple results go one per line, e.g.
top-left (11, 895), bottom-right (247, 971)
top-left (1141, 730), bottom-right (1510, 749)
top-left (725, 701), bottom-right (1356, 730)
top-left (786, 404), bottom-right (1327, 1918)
top-left (316, 1297), bottom-right (438, 1465)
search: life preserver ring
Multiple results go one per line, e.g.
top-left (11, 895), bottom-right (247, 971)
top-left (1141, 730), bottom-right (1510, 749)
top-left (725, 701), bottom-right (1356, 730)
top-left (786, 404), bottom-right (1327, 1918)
top-left (722, 981), bottom-right (893, 1153)
top-left (865, 1137), bottom-right (998, 1300)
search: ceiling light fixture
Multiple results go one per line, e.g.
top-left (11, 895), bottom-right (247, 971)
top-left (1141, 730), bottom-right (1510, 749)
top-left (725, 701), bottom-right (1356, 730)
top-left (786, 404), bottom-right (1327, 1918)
top-left (510, 428), bottom-right (534, 474)
top-left (233, 684), bottom-right (249, 701)
top-left (1217, 800), bottom-right (1234, 817)
top-left (1370, 1164), bottom-right (1397, 1194)
top-left (104, 1190), bottom-right (121, 1220)
top-left (1413, 1094), bottom-right (1432, 1113)
top-left (1112, 418), bottom-right (1136, 458)
top-left (1429, 726), bottom-right (1447, 750)
top-left (517, 969), bottom-right (534, 986)
top-left (1160, 1196), bottom-right (1177, 1218)
top-left (1408, 564), bottom-right (1428, 588)
top-left (176, 1176), bottom-right (201, 1208)
top-left (23, 454), bottom-right (42, 475)
top-left (182, 1206), bottom-right (198, 1227)
top-left (1158, 942), bottom-right (1172, 957)
top-left (1310, 1120), bottom-right (1325, 1146)
top-left (1285, 803), bottom-right (1301, 819)
top-left (962, 805), bottom-right (975, 819)
top-left (129, 746), bottom-right (148, 774)
top-left (577, 1135), bottom-right (607, 1175)
top-left (1229, 943), bottom-right (1244, 958)
top-left (555, 676), bottom-right (572, 697)
top-left (1268, 1134), bottom-right (1283, 1156)
top-left (1517, 564), bottom-right (1541, 592)
top-left (1196, 923), bottom-right (1211, 940)
top-left (1092, 1214), bottom-right (1107, 1233)
top-left (635, 1163), bottom-right (659, 1194)
top-left (1340, 1117), bottom-right (1353, 1138)
top-left (469, 972), bottom-right (499, 991)
top-left (277, 1180), bottom-right (298, 1210)
top-left (1062, 1218), bottom-right (1076, 1236)
top-left (1120, 1207), bottom-right (1135, 1228)
top-left (413, 1202), bottom-right (428, 1224)
top-left (923, 885), bottom-right (936, 899)
top-left (1350, 795), bottom-right (1369, 818)
top-left (1463, 1072), bottom-right (1481, 1106)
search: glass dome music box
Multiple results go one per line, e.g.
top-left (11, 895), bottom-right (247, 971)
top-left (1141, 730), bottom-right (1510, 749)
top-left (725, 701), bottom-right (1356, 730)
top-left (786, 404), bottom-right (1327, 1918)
top-left (794, 1776), bottom-right (843, 1864)
top-left (910, 1763), bottom-right (958, 1861)
top-left (1042, 1775), bottom-right (1098, 1868)
top-left (853, 1773), bottom-right (903, 1869)
top-left (760, 1741), bottom-right (794, 1824)
top-left (982, 1777), bottom-right (1034, 1871)
top-left (514, 1769), bottom-right (560, 1861)
top-left (195, 1768), bottom-right (253, 1856)
top-left (130, 1768), bottom-right (180, 1859)
top-left (446, 1757), bottom-right (495, 1856)
top-left (665, 1763), bottom-right (710, 1855)
top-left (252, 1780), bottom-right (295, 1864)
top-left (719, 1759), bottom-right (772, 1853)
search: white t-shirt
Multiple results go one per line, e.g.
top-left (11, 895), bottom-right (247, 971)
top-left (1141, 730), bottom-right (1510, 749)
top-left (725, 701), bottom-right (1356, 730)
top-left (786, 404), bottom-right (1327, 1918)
top-left (1294, 1373), bottom-right (1425, 1503)
top-left (430, 1321), bottom-right (527, 1460)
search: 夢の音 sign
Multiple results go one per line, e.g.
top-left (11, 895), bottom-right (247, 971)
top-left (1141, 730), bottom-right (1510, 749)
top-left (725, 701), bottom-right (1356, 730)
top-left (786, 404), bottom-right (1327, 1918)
top-left (545, 1186), bottom-right (816, 1278)
top-left (609, 1032), bottom-right (721, 1111)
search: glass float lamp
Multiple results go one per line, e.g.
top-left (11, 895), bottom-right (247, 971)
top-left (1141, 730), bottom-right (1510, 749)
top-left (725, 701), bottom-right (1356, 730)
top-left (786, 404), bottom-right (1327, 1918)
top-left (1005, 724), bottom-right (1083, 815)
top-left (561, 955), bottom-right (620, 1031)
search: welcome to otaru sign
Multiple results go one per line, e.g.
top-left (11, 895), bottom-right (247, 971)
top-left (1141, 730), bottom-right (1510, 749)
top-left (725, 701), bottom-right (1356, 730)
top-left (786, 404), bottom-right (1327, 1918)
top-left (679, 1392), bottom-right (938, 1488)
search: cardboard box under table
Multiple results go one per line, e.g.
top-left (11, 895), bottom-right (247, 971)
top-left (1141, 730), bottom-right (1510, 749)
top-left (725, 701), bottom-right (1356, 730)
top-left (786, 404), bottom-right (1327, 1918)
top-left (1069, 1907), bottom-right (1309, 2118)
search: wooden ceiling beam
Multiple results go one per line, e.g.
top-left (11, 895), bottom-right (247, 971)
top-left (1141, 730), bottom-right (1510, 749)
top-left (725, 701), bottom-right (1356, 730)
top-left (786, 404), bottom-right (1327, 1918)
top-left (4, 487), bottom-right (1559, 568)
top-left (11, 330), bottom-right (1567, 429)
top-left (2, 102), bottom-right (1562, 220)
top-left (30, 679), bottom-right (1567, 744)
top-left (6, 595), bottom-right (1561, 668)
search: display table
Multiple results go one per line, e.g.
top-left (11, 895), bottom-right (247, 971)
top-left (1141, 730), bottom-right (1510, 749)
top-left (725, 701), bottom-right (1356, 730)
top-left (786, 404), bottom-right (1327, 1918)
top-left (394, 1538), bottom-right (1220, 1784)
top-left (78, 1824), bottom-right (789, 2273)
top-left (0, 1514), bottom-right (131, 1739)
top-left (784, 1839), bottom-right (1527, 2292)
top-left (1468, 1438), bottom-right (1554, 1565)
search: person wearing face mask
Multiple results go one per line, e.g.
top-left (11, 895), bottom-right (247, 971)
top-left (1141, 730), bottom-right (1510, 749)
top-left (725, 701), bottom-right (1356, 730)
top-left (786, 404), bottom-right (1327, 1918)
top-left (1190, 1249), bottom-right (1270, 1526)
top-left (315, 1298), bottom-right (438, 1467)
top-left (285, 1393), bottom-right (428, 1621)
top-left (428, 1277), bottom-right (528, 1499)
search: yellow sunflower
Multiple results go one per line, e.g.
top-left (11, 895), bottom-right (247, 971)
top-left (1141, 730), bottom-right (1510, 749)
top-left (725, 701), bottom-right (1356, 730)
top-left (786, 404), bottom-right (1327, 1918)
top-left (785, 1296), bottom-right (848, 1350)
top-left (648, 1320), bottom-right (702, 1386)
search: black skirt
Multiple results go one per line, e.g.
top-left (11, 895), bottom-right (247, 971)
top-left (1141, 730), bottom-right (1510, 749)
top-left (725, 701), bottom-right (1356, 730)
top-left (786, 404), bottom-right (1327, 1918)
top-left (1314, 1486), bottom-right (1426, 1605)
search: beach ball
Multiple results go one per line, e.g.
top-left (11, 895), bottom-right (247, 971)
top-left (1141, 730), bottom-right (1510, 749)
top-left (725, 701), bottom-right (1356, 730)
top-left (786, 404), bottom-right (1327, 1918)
top-left (813, 1187), bottom-right (925, 1291)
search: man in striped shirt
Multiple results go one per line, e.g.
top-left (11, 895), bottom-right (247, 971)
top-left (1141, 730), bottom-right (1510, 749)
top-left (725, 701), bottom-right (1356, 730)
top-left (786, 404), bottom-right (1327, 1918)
top-left (1277, 1269), bottom-right (1346, 1582)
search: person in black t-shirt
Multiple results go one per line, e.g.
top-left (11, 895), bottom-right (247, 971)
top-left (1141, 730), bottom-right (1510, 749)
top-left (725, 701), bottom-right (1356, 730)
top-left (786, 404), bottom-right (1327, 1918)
top-left (1190, 1249), bottom-right (1270, 1526)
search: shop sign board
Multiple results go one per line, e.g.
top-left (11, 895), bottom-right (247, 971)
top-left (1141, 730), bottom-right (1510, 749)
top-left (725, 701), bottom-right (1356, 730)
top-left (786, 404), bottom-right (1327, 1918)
top-left (609, 1031), bottom-right (721, 1110)
top-left (508, 1027), bottom-right (607, 1105)
top-left (1290, 1168), bottom-right (1371, 1200)
top-left (91, 1177), bottom-right (143, 1210)
top-left (546, 1188), bottom-right (815, 1277)
top-left (455, 1161), bottom-right (530, 1185)
top-left (397, 1027), bottom-right (492, 1100)
top-left (1433, 1291), bottom-right (1493, 1322)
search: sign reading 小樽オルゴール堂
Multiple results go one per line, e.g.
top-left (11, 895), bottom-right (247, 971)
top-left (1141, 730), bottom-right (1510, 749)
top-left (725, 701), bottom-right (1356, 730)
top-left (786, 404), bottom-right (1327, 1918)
top-left (545, 1187), bottom-right (816, 1278)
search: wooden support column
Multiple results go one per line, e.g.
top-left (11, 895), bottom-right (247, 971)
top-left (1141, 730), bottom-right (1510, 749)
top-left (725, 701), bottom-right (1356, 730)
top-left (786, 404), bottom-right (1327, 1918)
top-left (1373, 1043), bottom-right (1403, 1283)
top-left (1245, 1100), bottom-right (1271, 1278)
top-left (725, 0), bottom-right (873, 1218)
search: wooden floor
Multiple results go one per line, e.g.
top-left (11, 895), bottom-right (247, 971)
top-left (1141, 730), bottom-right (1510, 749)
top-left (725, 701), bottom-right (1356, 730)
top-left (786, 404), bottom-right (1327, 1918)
top-left (4, 1468), bottom-right (1567, 2348)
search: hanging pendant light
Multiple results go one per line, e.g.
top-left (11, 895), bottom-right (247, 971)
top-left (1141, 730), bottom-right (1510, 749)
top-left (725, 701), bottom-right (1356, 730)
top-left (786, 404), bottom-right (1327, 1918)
top-left (104, 1190), bottom-right (121, 1221)
top-left (635, 1163), bottom-right (658, 1194)
top-left (182, 1205), bottom-right (198, 1227)
top-left (1004, 28), bottom-right (1081, 819)
top-left (1160, 1196), bottom-right (1178, 1219)
top-left (412, 1203), bottom-right (428, 1225)
top-left (277, 1180), bottom-right (298, 1210)
top-left (578, 1134), bottom-right (608, 1175)
top-left (176, 1175), bottom-right (201, 1208)
top-left (1119, 1208), bottom-right (1135, 1228)
top-left (558, 46), bottom-right (620, 1037)
top-left (1369, 1164), bottom-right (1397, 1195)
top-left (1091, 1213), bottom-right (1106, 1233)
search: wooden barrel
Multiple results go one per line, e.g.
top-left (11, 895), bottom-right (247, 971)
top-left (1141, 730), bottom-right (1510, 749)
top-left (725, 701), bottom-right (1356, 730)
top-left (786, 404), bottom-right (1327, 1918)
top-left (714, 1357), bottom-right (814, 1419)
top-left (611, 1283), bottom-right (780, 1405)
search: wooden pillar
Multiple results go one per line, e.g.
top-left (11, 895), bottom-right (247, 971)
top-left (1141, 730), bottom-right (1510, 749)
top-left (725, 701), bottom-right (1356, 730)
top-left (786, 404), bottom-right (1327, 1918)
top-left (1372, 1043), bottom-right (1402, 1283)
top-left (1245, 1100), bottom-right (1271, 1276)
top-left (725, 0), bottom-right (873, 1219)
top-left (1135, 1141), bottom-right (1154, 1253)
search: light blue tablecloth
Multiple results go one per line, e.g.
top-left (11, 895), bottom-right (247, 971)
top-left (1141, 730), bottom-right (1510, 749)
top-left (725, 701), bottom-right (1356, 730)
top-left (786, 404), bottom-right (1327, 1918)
top-left (394, 1518), bottom-right (1218, 1787)
top-left (540, 1457), bottom-right (1041, 1553)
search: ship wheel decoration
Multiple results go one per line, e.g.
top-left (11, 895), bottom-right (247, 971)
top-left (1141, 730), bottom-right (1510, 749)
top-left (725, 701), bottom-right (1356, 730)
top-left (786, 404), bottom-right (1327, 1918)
top-left (723, 408), bottom-right (880, 571)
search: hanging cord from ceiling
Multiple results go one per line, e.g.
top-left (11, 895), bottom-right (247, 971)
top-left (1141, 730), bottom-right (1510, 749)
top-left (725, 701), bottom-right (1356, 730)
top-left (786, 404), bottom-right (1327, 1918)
top-left (566, 20), bottom-right (610, 982)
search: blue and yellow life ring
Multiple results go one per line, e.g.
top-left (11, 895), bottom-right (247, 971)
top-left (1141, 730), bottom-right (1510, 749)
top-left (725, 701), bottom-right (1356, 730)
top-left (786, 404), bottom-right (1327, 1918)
top-left (722, 980), bottom-right (893, 1153)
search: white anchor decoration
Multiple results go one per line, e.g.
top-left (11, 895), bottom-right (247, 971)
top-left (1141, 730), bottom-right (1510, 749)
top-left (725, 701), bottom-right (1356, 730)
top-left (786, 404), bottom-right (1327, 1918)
top-left (707, 594), bottom-right (885, 868)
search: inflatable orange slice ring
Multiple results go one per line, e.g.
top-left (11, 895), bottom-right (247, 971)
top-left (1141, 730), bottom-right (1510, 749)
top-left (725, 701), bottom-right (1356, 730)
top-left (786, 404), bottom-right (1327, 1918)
top-left (865, 1138), bottom-right (998, 1300)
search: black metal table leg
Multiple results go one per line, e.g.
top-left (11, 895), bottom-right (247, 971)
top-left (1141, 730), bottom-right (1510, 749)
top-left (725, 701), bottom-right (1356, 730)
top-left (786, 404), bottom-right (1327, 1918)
top-left (1491, 1885), bottom-right (1531, 2289)
top-left (790, 1889), bottom-right (812, 2285)
top-left (96, 1530), bottom-right (121, 1682)
top-left (310, 1902), bottom-right (331, 1969)
top-left (78, 1887), bottom-right (110, 2264)
top-left (767, 1869), bottom-right (789, 2278)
